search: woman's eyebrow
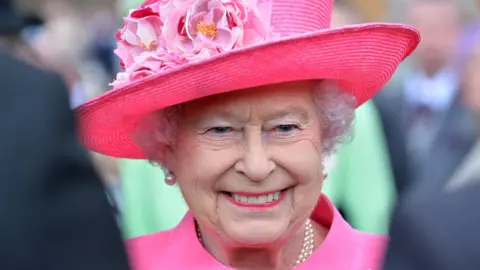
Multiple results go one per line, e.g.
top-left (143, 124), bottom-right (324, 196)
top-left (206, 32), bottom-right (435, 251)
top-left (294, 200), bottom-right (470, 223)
top-left (188, 105), bottom-right (310, 124)
top-left (188, 109), bottom-right (246, 125)
top-left (263, 106), bottom-right (309, 122)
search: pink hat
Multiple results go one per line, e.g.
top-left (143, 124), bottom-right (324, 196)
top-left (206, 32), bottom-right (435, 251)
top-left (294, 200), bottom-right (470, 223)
top-left (76, 0), bottom-right (420, 159)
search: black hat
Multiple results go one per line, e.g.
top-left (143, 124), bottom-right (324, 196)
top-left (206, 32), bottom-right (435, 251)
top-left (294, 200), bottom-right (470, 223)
top-left (0, 0), bottom-right (43, 34)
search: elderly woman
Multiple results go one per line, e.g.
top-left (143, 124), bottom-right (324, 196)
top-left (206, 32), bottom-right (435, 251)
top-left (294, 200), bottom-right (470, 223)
top-left (76, 0), bottom-right (419, 269)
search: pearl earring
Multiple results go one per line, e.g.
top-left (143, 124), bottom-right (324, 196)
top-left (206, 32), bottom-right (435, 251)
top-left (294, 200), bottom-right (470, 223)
top-left (165, 171), bottom-right (177, 186)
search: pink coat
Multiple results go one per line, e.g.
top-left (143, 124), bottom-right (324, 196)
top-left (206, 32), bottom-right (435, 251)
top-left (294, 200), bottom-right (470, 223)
top-left (127, 195), bottom-right (388, 269)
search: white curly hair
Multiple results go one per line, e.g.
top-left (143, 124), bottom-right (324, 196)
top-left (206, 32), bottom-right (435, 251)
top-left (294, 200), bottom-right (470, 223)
top-left (133, 80), bottom-right (356, 168)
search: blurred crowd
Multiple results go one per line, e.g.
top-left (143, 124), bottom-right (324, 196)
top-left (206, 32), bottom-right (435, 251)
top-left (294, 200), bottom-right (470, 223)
top-left (4, 0), bottom-right (480, 239)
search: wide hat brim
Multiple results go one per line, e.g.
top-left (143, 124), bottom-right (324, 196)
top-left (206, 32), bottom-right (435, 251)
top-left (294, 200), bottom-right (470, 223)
top-left (76, 23), bottom-right (420, 159)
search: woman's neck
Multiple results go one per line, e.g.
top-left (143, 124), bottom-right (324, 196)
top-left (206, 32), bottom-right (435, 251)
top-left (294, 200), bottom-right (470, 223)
top-left (199, 220), bottom-right (327, 270)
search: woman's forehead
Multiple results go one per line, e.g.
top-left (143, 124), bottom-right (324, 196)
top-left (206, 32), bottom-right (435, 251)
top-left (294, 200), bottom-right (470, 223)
top-left (181, 81), bottom-right (316, 116)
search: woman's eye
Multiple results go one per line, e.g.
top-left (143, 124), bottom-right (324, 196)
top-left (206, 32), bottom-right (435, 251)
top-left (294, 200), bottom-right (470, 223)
top-left (275, 124), bottom-right (299, 133)
top-left (207, 126), bottom-right (233, 134)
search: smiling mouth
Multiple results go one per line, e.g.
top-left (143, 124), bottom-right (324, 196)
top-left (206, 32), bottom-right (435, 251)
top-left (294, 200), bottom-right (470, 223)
top-left (223, 189), bottom-right (288, 206)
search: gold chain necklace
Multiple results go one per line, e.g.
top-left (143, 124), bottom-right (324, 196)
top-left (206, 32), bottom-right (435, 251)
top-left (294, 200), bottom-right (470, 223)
top-left (195, 219), bottom-right (314, 268)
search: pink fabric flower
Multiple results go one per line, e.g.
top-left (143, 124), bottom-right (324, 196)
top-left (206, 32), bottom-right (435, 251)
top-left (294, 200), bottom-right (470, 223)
top-left (111, 0), bottom-right (278, 88)
top-left (115, 5), bottom-right (164, 68)
top-left (130, 50), bottom-right (188, 72)
top-left (111, 50), bottom-right (188, 89)
top-left (115, 40), bottom-right (144, 69)
top-left (111, 69), bottom-right (156, 89)
top-left (223, 0), bottom-right (248, 26)
top-left (163, 0), bottom-right (275, 56)
top-left (185, 0), bottom-right (240, 52)
top-left (240, 0), bottom-right (278, 45)
top-left (162, 6), bottom-right (196, 54)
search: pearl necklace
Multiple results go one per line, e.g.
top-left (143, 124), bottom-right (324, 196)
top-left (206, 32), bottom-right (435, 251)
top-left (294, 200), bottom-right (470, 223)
top-left (195, 219), bottom-right (315, 268)
top-left (295, 218), bottom-right (314, 267)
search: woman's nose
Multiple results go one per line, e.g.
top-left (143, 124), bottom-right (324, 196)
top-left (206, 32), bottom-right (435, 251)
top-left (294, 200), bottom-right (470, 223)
top-left (234, 134), bottom-right (275, 182)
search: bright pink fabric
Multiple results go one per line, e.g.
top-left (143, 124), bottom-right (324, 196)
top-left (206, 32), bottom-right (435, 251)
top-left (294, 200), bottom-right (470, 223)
top-left (127, 195), bottom-right (388, 269)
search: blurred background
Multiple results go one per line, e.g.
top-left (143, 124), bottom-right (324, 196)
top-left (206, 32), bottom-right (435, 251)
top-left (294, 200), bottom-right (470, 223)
top-left (5, 0), bottom-right (480, 238)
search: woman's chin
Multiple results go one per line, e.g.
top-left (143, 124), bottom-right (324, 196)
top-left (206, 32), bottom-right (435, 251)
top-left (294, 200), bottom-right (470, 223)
top-left (221, 220), bottom-right (290, 246)
top-left (215, 192), bottom-right (294, 246)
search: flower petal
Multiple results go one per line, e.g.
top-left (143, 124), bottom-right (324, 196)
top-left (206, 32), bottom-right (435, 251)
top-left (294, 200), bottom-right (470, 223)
top-left (130, 7), bottom-right (158, 18)
top-left (203, 10), bottom-right (215, 24)
top-left (210, 6), bottom-right (227, 24)
top-left (122, 28), bottom-right (139, 45)
top-left (213, 27), bottom-right (235, 50)
top-left (177, 37), bottom-right (195, 52)
top-left (136, 21), bottom-right (158, 49)
top-left (189, 0), bottom-right (209, 14)
top-left (186, 12), bottom-right (207, 37)
top-left (242, 28), bottom-right (263, 46)
top-left (163, 9), bottom-right (188, 52)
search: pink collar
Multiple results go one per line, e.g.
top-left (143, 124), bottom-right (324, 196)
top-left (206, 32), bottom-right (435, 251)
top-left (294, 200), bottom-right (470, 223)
top-left (301, 194), bottom-right (359, 269)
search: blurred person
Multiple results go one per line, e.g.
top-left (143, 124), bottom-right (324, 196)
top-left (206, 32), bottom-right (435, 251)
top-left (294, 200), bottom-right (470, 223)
top-left (89, 11), bottom-right (118, 80)
top-left (322, 0), bottom-right (397, 235)
top-left (30, 1), bottom-right (124, 216)
top-left (31, 5), bottom-right (95, 107)
top-left (445, 39), bottom-right (480, 191)
top-left (407, 0), bottom-right (459, 77)
top-left (385, 182), bottom-right (480, 269)
top-left (31, 0), bottom-right (117, 104)
top-left (384, 43), bottom-right (480, 270)
top-left (451, 0), bottom-right (480, 74)
top-left (331, 0), bottom-right (358, 26)
top-left (375, 0), bottom-right (477, 195)
top-left (0, 0), bottom-right (130, 269)
top-left (75, 0), bottom-right (419, 269)
top-left (0, 0), bottom-right (43, 66)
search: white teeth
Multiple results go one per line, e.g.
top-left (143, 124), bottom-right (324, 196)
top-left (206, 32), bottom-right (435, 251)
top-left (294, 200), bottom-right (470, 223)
top-left (231, 191), bottom-right (282, 204)
top-left (257, 195), bottom-right (267, 204)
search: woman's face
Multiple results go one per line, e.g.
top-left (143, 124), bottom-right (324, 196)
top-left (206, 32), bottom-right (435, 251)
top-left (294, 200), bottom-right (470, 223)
top-left (170, 81), bottom-right (325, 246)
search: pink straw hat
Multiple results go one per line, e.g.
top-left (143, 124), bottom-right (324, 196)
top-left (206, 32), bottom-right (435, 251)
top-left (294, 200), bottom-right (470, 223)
top-left (76, 0), bottom-right (420, 159)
